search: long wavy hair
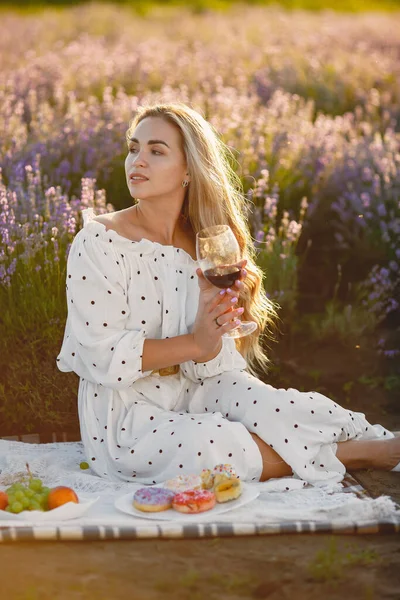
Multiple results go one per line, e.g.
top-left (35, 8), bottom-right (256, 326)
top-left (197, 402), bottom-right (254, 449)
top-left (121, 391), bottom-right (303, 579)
top-left (126, 102), bottom-right (278, 377)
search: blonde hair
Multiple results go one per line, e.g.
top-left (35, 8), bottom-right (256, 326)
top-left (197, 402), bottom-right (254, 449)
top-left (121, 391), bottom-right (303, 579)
top-left (126, 102), bottom-right (278, 377)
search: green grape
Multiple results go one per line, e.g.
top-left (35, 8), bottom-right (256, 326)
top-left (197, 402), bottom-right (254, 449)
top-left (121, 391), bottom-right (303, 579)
top-left (21, 497), bottom-right (30, 510)
top-left (28, 500), bottom-right (42, 511)
top-left (42, 486), bottom-right (51, 496)
top-left (39, 497), bottom-right (49, 511)
top-left (80, 461), bottom-right (89, 470)
top-left (29, 479), bottom-right (43, 492)
top-left (7, 495), bottom-right (16, 506)
top-left (25, 488), bottom-right (35, 498)
top-left (14, 490), bottom-right (25, 501)
top-left (10, 501), bottom-right (23, 514)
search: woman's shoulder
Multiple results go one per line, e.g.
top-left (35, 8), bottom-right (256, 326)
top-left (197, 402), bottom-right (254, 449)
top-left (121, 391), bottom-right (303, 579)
top-left (92, 213), bottom-right (113, 227)
top-left (83, 208), bottom-right (197, 263)
top-left (80, 209), bottom-right (156, 258)
top-left (92, 211), bottom-right (121, 231)
top-left (92, 209), bottom-right (142, 242)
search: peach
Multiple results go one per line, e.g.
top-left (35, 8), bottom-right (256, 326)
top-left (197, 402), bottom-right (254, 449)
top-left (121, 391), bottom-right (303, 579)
top-left (0, 491), bottom-right (8, 511)
top-left (47, 486), bottom-right (79, 510)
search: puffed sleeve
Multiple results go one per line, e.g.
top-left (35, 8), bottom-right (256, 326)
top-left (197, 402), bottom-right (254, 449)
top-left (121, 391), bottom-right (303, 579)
top-left (180, 336), bottom-right (247, 382)
top-left (56, 228), bottom-right (153, 389)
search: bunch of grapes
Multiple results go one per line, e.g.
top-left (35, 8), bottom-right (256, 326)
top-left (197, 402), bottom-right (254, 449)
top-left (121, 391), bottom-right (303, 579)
top-left (5, 478), bottom-right (51, 514)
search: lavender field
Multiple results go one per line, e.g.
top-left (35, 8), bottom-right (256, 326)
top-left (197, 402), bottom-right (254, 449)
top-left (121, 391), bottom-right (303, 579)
top-left (1, 3), bottom-right (399, 434)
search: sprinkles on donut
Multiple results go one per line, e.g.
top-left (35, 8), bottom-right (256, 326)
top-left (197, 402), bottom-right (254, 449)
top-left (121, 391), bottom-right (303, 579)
top-left (133, 487), bottom-right (175, 512)
top-left (163, 474), bottom-right (202, 494)
top-left (172, 489), bottom-right (216, 514)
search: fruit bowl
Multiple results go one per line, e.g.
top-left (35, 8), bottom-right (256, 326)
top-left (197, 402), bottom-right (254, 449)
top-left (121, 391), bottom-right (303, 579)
top-left (0, 495), bottom-right (99, 522)
top-left (0, 463), bottom-right (99, 523)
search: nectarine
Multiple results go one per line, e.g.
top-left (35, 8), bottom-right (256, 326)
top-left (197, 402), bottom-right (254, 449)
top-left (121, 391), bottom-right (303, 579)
top-left (0, 491), bottom-right (8, 511)
top-left (47, 486), bottom-right (79, 510)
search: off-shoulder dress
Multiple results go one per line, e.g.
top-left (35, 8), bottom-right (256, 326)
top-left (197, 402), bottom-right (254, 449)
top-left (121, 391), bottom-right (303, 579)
top-left (57, 208), bottom-right (393, 487)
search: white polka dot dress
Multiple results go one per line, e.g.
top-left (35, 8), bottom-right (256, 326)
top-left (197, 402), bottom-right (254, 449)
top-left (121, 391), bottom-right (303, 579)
top-left (57, 208), bottom-right (394, 487)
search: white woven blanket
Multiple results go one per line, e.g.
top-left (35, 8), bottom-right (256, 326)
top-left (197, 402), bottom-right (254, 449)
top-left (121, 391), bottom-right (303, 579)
top-left (0, 440), bottom-right (398, 528)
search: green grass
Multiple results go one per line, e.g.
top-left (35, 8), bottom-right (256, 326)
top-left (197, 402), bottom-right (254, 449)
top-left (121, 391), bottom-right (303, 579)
top-left (0, 246), bottom-right (79, 434)
top-left (308, 537), bottom-right (381, 583)
top-left (154, 568), bottom-right (255, 598)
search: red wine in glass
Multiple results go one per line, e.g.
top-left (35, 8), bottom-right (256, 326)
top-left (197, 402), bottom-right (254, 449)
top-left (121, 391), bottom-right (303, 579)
top-left (196, 225), bottom-right (258, 339)
top-left (203, 266), bottom-right (241, 289)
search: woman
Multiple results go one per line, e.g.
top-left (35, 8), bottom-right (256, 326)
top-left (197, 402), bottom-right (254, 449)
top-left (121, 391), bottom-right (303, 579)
top-left (57, 102), bottom-right (400, 487)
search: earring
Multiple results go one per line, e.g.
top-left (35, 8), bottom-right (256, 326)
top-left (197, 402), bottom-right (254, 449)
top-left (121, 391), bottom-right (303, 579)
top-left (182, 180), bottom-right (189, 188)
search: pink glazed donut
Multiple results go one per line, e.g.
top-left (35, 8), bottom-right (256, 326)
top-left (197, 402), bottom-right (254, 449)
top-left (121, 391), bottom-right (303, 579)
top-left (172, 489), bottom-right (216, 514)
top-left (133, 487), bottom-right (175, 512)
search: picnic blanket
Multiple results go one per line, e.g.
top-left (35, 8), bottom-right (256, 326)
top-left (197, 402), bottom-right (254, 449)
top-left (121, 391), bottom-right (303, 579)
top-left (0, 439), bottom-right (399, 542)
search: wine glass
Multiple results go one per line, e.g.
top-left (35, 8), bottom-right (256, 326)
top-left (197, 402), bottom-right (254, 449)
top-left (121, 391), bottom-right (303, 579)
top-left (196, 225), bottom-right (258, 338)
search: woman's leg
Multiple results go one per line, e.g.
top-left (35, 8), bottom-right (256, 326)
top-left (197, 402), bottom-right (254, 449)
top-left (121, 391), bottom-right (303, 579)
top-left (251, 433), bottom-right (400, 481)
top-left (189, 369), bottom-right (399, 483)
top-left (250, 433), bottom-right (293, 480)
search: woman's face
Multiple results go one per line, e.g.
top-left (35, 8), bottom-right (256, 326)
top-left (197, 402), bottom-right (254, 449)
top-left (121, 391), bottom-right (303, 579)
top-left (125, 116), bottom-right (189, 201)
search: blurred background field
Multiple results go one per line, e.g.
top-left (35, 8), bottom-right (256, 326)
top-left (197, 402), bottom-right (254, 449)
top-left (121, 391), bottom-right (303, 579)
top-left (0, 1), bottom-right (399, 436)
top-left (1, 0), bottom-right (400, 14)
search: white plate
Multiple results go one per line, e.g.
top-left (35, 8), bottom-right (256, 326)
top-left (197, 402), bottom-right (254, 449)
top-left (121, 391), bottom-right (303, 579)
top-left (0, 495), bottom-right (99, 522)
top-left (115, 483), bottom-right (259, 522)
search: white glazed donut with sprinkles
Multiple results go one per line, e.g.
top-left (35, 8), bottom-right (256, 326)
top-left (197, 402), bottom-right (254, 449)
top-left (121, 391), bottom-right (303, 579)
top-left (213, 463), bottom-right (236, 477)
top-left (163, 474), bottom-right (202, 494)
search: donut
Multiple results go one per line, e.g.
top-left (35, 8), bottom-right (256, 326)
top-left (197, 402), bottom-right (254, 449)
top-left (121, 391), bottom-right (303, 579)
top-left (213, 463), bottom-right (236, 478)
top-left (133, 487), bottom-right (175, 512)
top-left (213, 472), bottom-right (233, 488)
top-left (200, 469), bottom-right (214, 490)
top-left (214, 478), bottom-right (242, 503)
top-left (172, 489), bottom-right (216, 514)
top-left (163, 474), bottom-right (202, 494)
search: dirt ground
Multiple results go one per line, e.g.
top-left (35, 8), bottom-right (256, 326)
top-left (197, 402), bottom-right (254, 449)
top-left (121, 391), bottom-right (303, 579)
top-left (1, 510), bottom-right (399, 600)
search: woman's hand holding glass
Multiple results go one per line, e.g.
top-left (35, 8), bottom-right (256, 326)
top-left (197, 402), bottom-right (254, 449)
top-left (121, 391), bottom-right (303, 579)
top-left (191, 264), bottom-right (247, 359)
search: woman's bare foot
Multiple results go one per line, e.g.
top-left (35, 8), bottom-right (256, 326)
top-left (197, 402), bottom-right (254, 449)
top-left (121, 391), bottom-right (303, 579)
top-left (375, 437), bottom-right (400, 471)
top-left (336, 437), bottom-right (400, 471)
